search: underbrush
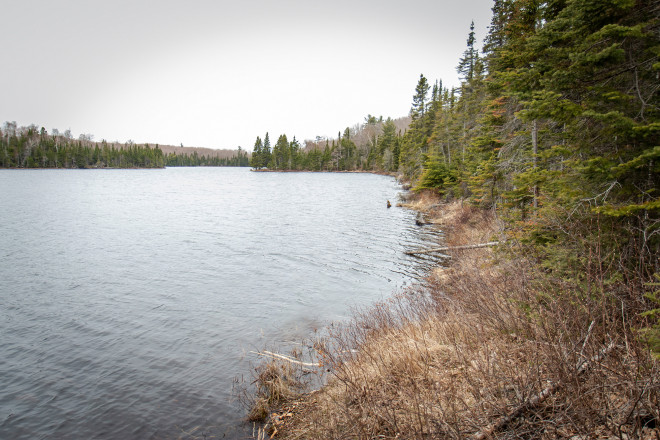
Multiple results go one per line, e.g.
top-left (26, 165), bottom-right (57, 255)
top-left (247, 198), bottom-right (660, 439)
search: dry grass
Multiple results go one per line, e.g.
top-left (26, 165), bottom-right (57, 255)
top-left (239, 344), bottom-right (324, 439)
top-left (398, 189), bottom-right (443, 212)
top-left (250, 197), bottom-right (659, 439)
top-left (242, 346), bottom-right (317, 423)
top-left (246, 361), bottom-right (298, 422)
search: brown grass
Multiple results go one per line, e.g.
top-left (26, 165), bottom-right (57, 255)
top-left (250, 197), bottom-right (659, 439)
top-left (242, 347), bottom-right (315, 422)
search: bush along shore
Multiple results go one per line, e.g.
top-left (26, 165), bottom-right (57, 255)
top-left (245, 191), bottom-right (659, 439)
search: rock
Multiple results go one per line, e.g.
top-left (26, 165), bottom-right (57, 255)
top-left (416, 212), bottom-right (428, 226)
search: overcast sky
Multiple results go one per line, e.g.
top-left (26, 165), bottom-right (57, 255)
top-left (2, 0), bottom-right (494, 149)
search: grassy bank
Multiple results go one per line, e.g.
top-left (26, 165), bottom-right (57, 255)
top-left (247, 193), bottom-right (659, 439)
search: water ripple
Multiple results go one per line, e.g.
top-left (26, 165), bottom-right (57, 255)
top-left (0, 168), bottom-right (444, 439)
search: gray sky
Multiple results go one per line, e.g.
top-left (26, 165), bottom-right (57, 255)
top-left (2, 0), bottom-right (493, 149)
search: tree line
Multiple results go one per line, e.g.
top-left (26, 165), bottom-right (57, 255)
top-left (397, 0), bottom-right (659, 285)
top-left (165, 147), bottom-right (249, 167)
top-left (253, 0), bottom-right (659, 274)
top-left (0, 123), bottom-right (249, 169)
top-left (250, 116), bottom-right (409, 172)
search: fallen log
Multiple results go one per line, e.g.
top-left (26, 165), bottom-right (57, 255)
top-left (250, 350), bottom-right (320, 368)
top-left (470, 341), bottom-right (615, 440)
top-left (405, 241), bottom-right (500, 256)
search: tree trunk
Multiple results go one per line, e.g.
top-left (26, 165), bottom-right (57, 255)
top-left (532, 119), bottom-right (538, 211)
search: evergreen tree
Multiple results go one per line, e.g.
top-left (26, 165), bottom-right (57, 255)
top-left (251, 136), bottom-right (263, 169)
top-left (272, 134), bottom-right (289, 170)
top-left (456, 21), bottom-right (478, 82)
top-left (288, 136), bottom-right (299, 170)
top-left (410, 74), bottom-right (430, 121)
top-left (262, 132), bottom-right (272, 168)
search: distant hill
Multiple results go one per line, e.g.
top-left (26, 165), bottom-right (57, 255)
top-left (151, 144), bottom-right (248, 159)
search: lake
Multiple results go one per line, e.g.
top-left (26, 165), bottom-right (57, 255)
top-left (0, 167), bottom-right (441, 439)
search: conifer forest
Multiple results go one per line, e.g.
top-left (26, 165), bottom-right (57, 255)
top-left (252, 0), bottom-right (660, 355)
top-left (253, 0), bottom-right (658, 273)
top-left (0, 124), bottom-right (250, 169)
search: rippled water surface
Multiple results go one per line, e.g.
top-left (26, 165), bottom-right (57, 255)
top-left (0, 167), bottom-right (442, 439)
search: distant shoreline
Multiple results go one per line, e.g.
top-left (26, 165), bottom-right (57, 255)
top-left (0, 166), bottom-right (165, 170)
top-left (0, 165), bottom-right (253, 170)
top-left (250, 168), bottom-right (397, 177)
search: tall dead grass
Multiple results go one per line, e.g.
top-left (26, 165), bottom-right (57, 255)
top-left (253, 199), bottom-right (659, 439)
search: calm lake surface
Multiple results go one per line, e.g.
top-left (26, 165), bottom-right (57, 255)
top-left (0, 167), bottom-right (441, 439)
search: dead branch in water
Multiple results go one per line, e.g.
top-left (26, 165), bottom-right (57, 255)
top-left (250, 350), bottom-right (320, 368)
top-left (405, 241), bottom-right (500, 256)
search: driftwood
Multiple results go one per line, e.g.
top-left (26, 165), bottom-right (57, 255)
top-left (470, 341), bottom-right (616, 440)
top-left (251, 350), bottom-right (320, 368)
top-left (405, 241), bottom-right (500, 256)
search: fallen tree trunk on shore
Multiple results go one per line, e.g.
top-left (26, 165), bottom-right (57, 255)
top-left (470, 341), bottom-right (616, 440)
top-left (405, 241), bottom-right (500, 256)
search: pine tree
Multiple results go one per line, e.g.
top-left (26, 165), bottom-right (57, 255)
top-left (272, 134), bottom-right (289, 170)
top-left (251, 136), bottom-right (263, 169)
top-left (288, 136), bottom-right (300, 170)
top-left (262, 132), bottom-right (272, 168)
top-left (410, 74), bottom-right (430, 121)
top-left (456, 21), bottom-right (478, 82)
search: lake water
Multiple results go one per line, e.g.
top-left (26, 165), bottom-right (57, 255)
top-left (0, 167), bottom-right (441, 439)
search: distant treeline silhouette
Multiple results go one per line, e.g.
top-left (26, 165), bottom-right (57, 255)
top-left (0, 122), bottom-right (249, 168)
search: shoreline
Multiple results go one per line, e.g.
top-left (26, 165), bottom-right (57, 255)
top-left (248, 192), bottom-right (659, 439)
top-left (0, 165), bottom-right (254, 170)
top-left (0, 166), bottom-right (166, 170)
top-left (250, 168), bottom-right (398, 178)
top-left (248, 193), bottom-right (500, 435)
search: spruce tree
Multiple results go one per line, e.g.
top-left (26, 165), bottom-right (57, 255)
top-left (410, 74), bottom-right (430, 121)
top-left (262, 132), bottom-right (272, 168)
top-left (456, 21), bottom-right (478, 82)
top-left (251, 136), bottom-right (263, 169)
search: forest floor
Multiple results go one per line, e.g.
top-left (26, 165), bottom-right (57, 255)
top-left (245, 191), bottom-right (659, 440)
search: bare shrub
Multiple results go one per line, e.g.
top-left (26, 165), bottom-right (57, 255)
top-left (238, 343), bottom-right (322, 433)
top-left (270, 200), bottom-right (659, 439)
